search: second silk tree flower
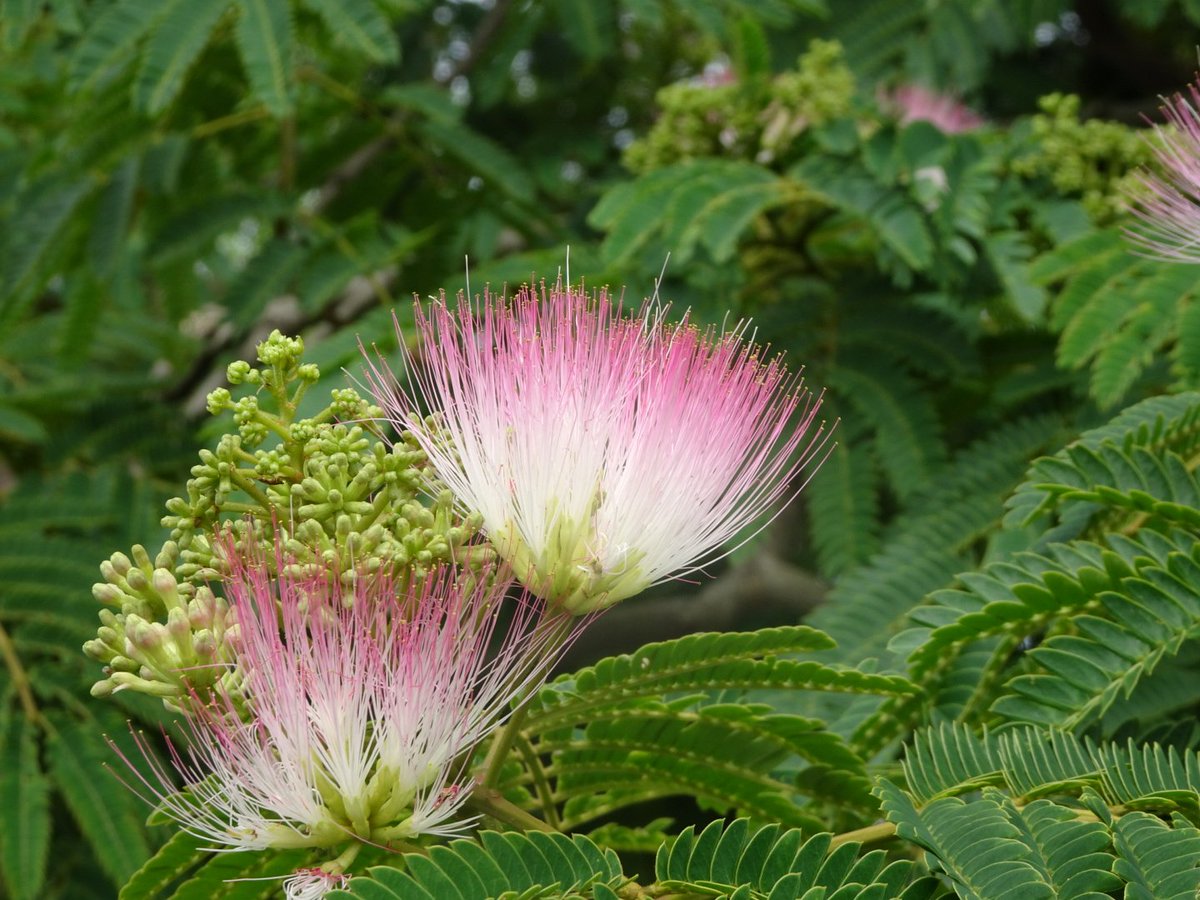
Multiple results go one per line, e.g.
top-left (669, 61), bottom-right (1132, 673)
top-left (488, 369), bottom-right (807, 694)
top-left (365, 282), bottom-right (831, 613)
top-left (116, 541), bottom-right (567, 870)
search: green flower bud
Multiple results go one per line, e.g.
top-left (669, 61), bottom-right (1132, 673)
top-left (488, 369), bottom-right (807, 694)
top-left (131, 545), bottom-right (152, 571)
top-left (227, 360), bottom-right (255, 384)
top-left (167, 606), bottom-right (191, 642)
top-left (206, 387), bottom-right (233, 415)
top-left (193, 629), bottom-right (217, 659)
top-left (93, 583), bottom-right (124, 606)
top-left (125, 568), bottom-right (148, 593)
top-left (125, 615), bottom-right (163, 653)
top-left (83, 639), bottom-right (112, 662)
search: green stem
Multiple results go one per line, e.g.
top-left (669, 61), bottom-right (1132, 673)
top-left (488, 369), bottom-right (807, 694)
top-left (828, 821), bottom-right (895, 849)
top-left (0, 621), bottom-right (43, 727)
top-left (512, 732), bottom-right (560, 830)
top-left (192, 105), bottom-right (269, 138)
top-left (466, 782), bottom-right (554, 833)
top-left (322, 842), bottom-right (361, 875)
top-left (227, 470), bottom-right (276, 511)
top-left (481, 702), bottom-right (529, 788)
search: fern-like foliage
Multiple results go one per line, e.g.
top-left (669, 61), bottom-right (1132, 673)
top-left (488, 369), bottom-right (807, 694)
top-left (881, 723), bottom-right (1200, 898)
top-left (900, 723), bottom-right (1200, 820)
top-left (328, 820), bottom-right (944, 900)
top-left (329, 831), bottom-right (625, 900)
top-left (879, 782), bottom-right (1126, 899)
top-left (497, 627), bottom-right (914, 834)
top-left (0, 470), bottom-right (181, 898)
top-left (1031, 226), bottom-right (1200, 407)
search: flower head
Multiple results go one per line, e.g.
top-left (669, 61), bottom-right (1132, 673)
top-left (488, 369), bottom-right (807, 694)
top-left (363, 282), bottom-right (831, 613)
top-left (1125, 78), bottom-right (1200, 262)
top-left (882, 84), bottom-right (984, 134)
top-left (113, 536), bottom-right (570, 872)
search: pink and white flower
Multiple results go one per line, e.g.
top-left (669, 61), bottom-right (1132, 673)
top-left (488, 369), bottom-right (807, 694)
top-left (113, 539), bottom-right (570, 890)
top-left (1126, 78), bottom-right (1200, 262)
top-left (882, 84), bottom-right (984, 134)
top-left (363, 282), bottom-right (831, 613)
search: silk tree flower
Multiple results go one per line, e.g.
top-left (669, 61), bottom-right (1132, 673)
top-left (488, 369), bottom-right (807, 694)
top-left (882, 84), bottom-right (984, 134)
top-left (112, 538), bottom-right (571, 896)
top-left (1126, 79), bottom-right (1200, 262)
top-left (362, 282), bottom-right (832, 614)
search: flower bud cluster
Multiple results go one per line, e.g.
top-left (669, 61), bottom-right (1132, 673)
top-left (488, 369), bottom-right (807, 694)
top-left (83, 543), bottom-right (233, 706)
top-left (87, 329), bottom-right (489, 704)
top-left (1011, 93), bottom-right (1151, 223)
top-left (624, 39), bottom-right (854, 172)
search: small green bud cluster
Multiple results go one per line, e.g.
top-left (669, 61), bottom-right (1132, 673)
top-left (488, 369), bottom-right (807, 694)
top-left (624, 39), bottom-right (854, 172)
top-left (760, 39), bottom-right (855, 160)
top-left (1011, 93), bottom-right (1151, 223)
top-left (87, 329), bottom-right (490, 704)
top-left (83, 543), bottom-right (233, 706)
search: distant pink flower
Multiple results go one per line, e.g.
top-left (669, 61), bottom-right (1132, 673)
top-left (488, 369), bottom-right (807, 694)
top-left (884, 84), bottom-right (984, 134)
top-left (1126, 79), bottom-right (1200, 262)
top-left (113, 539), bottom-right (571, 896)
top-left (363, 282), bottom-right (831, 613)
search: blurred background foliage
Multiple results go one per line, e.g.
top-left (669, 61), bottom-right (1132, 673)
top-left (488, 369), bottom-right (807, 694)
top-left (6, 0), bottom-right (1200, 896)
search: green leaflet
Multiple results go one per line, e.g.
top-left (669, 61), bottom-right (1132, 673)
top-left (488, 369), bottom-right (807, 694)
top-left (299, 0), bottom-right (398, 63)
top-left (806, 441), bottom-right (881, 577)
top-left (879, 781), bottom-right (1124, 899)
top-left (67, 0), bottom-right (166, 90)
top-left (328, 821), bottom-right (940, 900)
top-left (233, 0), bottom-right (293, 117)
top-left (506, 627), bottom-right (907, 833)
top-left (522, 626), bottom-right (913, 732)
top-left (133, 1), bottom-right (228, 114)
top-left (415, 117), bottom-right (536, 204)
top-left (1, 175), bottom-right (93, 317)
top-left (655, 818), bottom-right (940, 899)
top-left (900, 722), bottom-right (1200, 819)
top-left (0, 715), bottom-right (50, 900)
top-left (1004, 393), bottom-right (1200, 529)
top-left (590, 160), bottom-right (781, 267)
top-left (1113, 812), bottom-right (1200, 899)
top-left (118, 830), bottom-right (207, 900)
top-left (328, 831), bottom-right (624, 900)
top-left (825, 356), bottom-right (947, 501)
top-left (47, 713), bottom-right (152, 885)
top-left (544, 705), bottom-right (870, 831)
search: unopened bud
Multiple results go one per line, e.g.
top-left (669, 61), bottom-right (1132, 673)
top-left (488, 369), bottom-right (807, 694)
top-left (155, 542), bottom-right (180, 569)
top-left (193, 629), bottom-right (217, 658)
top-left (126, 616), bottom-right (162, 652)
top-left (153, 568), bottom-right (182, 612)
top-left (131, 545), bottom-right (152, 571)
top-left (83, 639), bottom-right (111, 661)
top-left (93, 583), bottom-right (123, 606)
top-left (166, 607), bottom-right (191, 641)
top-left (109, 552), bottom-right (132, 576)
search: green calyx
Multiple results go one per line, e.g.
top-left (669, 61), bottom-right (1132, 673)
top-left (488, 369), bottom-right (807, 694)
top-left (496, 508), bottom-right (650, 615)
